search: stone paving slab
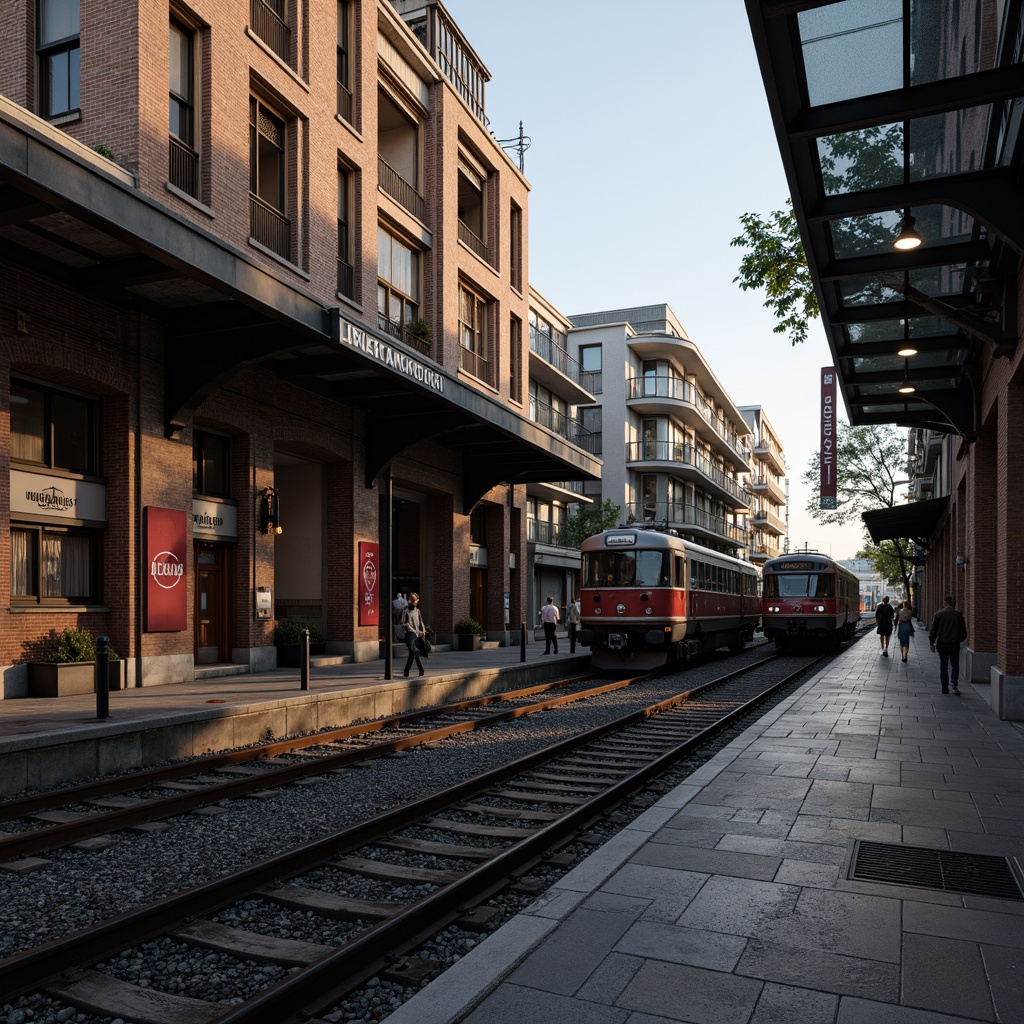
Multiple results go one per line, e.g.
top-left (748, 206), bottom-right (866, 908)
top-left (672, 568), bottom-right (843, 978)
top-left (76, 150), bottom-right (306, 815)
top-left (384, 636), bottom-right (1024, 1024)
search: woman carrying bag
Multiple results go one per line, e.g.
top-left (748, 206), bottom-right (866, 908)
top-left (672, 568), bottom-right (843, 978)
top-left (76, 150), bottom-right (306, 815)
top-left (401, 593), bottom-right (426, 677)
top-left (896, 600), bottom-right (915, 663)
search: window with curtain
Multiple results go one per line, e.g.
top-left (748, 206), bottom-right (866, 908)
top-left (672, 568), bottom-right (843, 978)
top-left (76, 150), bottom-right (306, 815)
top-left (11, 527), bottom-right (97, 603)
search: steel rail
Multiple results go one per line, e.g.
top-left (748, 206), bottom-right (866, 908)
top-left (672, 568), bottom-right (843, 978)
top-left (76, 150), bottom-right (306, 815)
top-left (0, 652), bottom-right (790, 1002)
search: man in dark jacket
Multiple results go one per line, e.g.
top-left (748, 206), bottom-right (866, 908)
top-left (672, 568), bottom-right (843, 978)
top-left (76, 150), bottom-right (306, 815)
top-left (928, 596), bottom-right (968, 695)
top-left (875, 595), bottom-right (896, 656)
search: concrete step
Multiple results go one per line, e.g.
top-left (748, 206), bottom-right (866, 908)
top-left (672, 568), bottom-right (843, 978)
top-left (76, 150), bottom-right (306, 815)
top-left (310, 654), bottom-right (352, 667)
top-left (194, 663), bottom-right (250, 679)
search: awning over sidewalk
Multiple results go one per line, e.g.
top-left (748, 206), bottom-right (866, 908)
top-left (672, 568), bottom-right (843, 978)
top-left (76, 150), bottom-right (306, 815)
top-left (862, 496), bottom-right (949, 547)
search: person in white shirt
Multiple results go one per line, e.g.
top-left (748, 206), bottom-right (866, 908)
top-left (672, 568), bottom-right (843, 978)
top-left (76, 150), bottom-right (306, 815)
top-left (540, 595), bottom-right (560, 654)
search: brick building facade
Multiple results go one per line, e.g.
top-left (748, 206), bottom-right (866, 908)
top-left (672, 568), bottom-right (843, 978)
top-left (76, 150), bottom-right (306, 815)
top-left (0, 0), bottom-right (599, 695)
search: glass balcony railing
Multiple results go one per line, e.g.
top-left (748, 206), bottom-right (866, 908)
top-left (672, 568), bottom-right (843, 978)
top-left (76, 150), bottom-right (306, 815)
top-left (626, 500), bottom-right (747, 546)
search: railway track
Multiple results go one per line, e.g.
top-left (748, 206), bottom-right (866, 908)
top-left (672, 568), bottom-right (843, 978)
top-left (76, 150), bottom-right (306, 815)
top-left (0, 670), bottom-right (653, 863)
top-left (0, 647), bottom-right (831, 1024)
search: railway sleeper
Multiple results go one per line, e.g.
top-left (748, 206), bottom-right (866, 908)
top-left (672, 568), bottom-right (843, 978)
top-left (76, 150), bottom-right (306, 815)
top-left (330, 855), bottom-right (463, 885)
top-left (170, 918), bottom-right (331, 967)
top-left (379, 836), bottom-right (495, 860)
top-left (455, 803), bottom-right (559, 821)
top-left (488, 789), bottom-right (589, 806)
top-left (258, 883), bottom-right (399, 920)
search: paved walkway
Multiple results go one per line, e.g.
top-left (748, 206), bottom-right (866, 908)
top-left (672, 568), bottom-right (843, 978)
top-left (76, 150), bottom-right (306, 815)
top-left (385, 635), bottom-right (1024, 1024)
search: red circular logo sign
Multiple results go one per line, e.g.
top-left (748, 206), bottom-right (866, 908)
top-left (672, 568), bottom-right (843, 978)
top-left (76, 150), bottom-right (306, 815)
top-left (151, 550), bottom-right (185, 590)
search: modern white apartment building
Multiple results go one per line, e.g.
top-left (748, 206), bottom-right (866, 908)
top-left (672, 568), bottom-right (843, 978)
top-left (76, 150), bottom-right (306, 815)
top-left (568, 304), bottom-right (753, 557)
top-left (739, 406), bottom-right (788, 563)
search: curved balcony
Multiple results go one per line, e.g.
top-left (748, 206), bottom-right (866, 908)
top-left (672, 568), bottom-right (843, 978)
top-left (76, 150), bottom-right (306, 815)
top-left (626, 500), bottom-right (747, 549)
top-left (626, 441), bottom-right (749, 509)
top-left (751, 435), bottom-right (785, 475)
top-left (626, 376), bottom-right (750, 469)
top-left (748, 473), bottom-right (786, 505)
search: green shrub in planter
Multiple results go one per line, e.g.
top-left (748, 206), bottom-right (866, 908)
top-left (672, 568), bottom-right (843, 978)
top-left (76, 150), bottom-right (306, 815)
top-left (44, 627), bottom-right (119, 662)
top-left (453, 618), bottom-right (485, 636)
top-left (274, 621), bottom-right (325, 646)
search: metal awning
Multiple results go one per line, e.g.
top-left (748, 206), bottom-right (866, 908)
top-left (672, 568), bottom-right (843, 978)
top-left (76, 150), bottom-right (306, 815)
top-left (862, 495), bottom-right (949, 546)
top-left (0, 98), bottom-right (599, 511)
top-left (746, 0), bottom-right (1024, 439)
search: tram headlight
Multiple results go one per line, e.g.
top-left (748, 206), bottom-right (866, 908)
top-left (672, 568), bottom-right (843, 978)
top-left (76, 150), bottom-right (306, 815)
top-left (616, 603), bottom-right (626, 615)
top-left (768, 605), bottom-right (781, 613)
top-left (645, 606), bottom-right (653, 615)
top-left (815, 605), bottom-right (825, 613)
top-left (594, 607), bottom-right (602, 615)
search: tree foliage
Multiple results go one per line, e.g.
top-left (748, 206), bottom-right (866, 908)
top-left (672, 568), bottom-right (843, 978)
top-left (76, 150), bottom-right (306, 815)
top-left (801, 421), bottom-right (915, 601)
top-left (561, 499), bottom-right (622, 549)
top-left (730, 202), bottom-right (818, 346)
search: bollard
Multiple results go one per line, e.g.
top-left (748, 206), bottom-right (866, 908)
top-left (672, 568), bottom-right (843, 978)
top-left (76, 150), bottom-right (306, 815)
top-left (300, 628), bottom-right (310, 691)
top-left (95, 635), bottom-right (110, 720)
top-left (520, 622), bottom-right (527, 663)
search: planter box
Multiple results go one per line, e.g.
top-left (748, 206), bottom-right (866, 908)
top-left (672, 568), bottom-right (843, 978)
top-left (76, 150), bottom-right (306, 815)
top-left (456, 634), bottom-right (482, 652)
top-left (276, 643), bottom-right (326, 668)
top-left (28, 660), bottom-right (126, 698)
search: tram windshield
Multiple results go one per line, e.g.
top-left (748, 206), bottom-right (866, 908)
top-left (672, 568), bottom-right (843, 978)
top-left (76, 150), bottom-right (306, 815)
top-left (583, 550), bottom-right (668, 588)
top-left (763, 574), bottom-right (834, 598)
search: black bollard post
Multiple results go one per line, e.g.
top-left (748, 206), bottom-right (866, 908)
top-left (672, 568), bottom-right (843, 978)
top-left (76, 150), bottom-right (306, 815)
top-left (95, 635), bottom-right (110, 721)
top-left (300, 628), bottom-right (310, 691)
top-left (520, 622), bottom-right (527, 663)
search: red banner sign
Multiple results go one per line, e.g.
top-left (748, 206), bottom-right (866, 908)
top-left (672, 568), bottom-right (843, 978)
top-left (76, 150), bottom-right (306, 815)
top-left (820, 367), bottom-right (837, 509)
top-left (358, 542), bottom-right (379, 627)
top-left (144, 507), bottom-right (188, 632)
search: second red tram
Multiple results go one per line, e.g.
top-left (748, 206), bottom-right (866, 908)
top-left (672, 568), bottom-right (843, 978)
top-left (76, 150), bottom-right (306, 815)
top-left (761, 553), bottom-right (859, 650)
top-left (578, 528), bottom-right (760, 670)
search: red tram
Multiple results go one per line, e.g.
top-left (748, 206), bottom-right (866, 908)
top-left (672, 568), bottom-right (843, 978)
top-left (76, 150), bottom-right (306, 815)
top-left (578, 528), bottom-right (760, 670)
top-left (761, 553), bottom-right (859, 650)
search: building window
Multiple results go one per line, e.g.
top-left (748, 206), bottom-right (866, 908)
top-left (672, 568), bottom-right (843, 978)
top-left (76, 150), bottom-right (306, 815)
top-left (10, 379), bottom-right (96, 474)
top-left (459, 283), bottom-right (492, 386)
top-left (510, 314), bottom-right (523, 403)
top-left (249, 96), bottom-right (291, 260)
top-left (193, 430), bottom-right (230, 498)
top-left (377, 226), bottom-right (420, 342)
top-left (580, 406), bottom-right (602, 456)
top-left (251, 0), bottom-right (290, 64)
top-left (579, 344), bottom-right (602, 393)
top-left (457, 158), bottom-right (488, 261)
top-left (509, 201), bottom-right (523, 291)
top-left (37, 0), bottom-right (80, 119)
top-left (338, 167), bottom-right (354, 299)
top-left (169, 17), bottom-right (199, 198)
top-left (11, 526), bottom-right (98, 604)
top-left (337, 0), bottom-right (352, 123)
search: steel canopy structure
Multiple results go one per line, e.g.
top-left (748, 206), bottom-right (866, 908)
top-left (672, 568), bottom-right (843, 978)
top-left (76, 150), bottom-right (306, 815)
top-left (746, 0), bottom-right (1023, 440)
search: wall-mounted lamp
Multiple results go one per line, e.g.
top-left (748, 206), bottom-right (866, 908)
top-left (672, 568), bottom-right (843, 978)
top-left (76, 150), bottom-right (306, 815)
top-left (955, 551), bottom-right (967, 568)
top-left (893, 210), bottom-right (923, 251)
top-left (259, 487), bottom-right (282, 535)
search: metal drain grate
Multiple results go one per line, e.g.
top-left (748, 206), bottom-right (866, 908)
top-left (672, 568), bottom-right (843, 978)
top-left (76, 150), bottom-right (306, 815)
top-left (851, 841), bottom-right (1024, 901)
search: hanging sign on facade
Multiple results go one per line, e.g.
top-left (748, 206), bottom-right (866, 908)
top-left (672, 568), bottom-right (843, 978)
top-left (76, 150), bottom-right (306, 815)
top-left (820, 367), bottom-right (837, 509)
top-left (358, 541), bottom-right (379, 627)
top-left (144, 506), bottom-right (188, 632)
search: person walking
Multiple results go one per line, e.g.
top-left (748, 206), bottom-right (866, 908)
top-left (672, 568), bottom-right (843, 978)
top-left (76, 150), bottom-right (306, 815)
top-left (401, 593), bottom-right (426, 677)
top-left (928, 595), bottom-right (968, 695)
top-left (567, 596), bottom-right (581, 654)
top-left (875, 595), bottom-right (895, 656)
top-left (540, 595), bottom-right (559, 655)
top-left (896, 600), bottom-right (915, 662)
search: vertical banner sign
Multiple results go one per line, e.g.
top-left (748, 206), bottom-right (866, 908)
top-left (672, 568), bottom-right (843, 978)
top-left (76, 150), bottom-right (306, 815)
top-left (358, 542), bottom-right (379, 627)
top-left (144, 507), bottom-right (188, 632)
top-left (820, 367), bottom-right (837, 509)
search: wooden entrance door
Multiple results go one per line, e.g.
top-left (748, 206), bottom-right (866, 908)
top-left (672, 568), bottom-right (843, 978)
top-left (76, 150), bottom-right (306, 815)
top-left (195, 543), bottom-right (230, 663)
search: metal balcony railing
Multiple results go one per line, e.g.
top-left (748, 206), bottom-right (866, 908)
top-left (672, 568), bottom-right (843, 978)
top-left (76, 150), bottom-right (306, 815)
top-left (378, 156), bottom-right (426, 222)
top-left (168, 135), bottom-right (199, 198)
top-left (528, 519), bottom-right (570, 547)
top-left (580, 369), bottom-right (602, 394)
top-left (377, 315), bottom-right (432, 358)
top-left (458, 220), bottom-right (490, 263)
top-left (626, 376), bottom-right (749, 461)
top-left (459, 345), bottom-right (494, 385)
top-left (337, 257), bottom-right (354, 300)
top-left (251, 0), bottom-right (290, 63)
top-left (626, 441), bottom-right (747, 504)
top-left (626, 500), bottom-right (747, 546)
top-left (529, 326), bottom-right (583, 387)
top-left (337, 81), bottom-right (353, 123)
top-left (249, 193), bottom-right (290, 260)
top-left (532, 398), bottom-right (595, 453)
top-left (752, 507), bottom-right (787, 534)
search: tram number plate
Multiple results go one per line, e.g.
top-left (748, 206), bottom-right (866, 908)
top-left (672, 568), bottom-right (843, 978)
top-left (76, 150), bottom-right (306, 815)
top-left (608, 633), bottom-right (628, 649)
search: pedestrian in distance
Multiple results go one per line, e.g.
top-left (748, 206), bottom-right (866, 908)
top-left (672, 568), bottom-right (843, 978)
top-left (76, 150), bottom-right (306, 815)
top-left (928, 595), bottom-right (968, 695)
top-left (540, 595), bottom-right (559, 655)
top-left (896, 600), bottom-right (915, 662)
top-left (875, 595), bottom-right (895, 656)
top-left (392, 591), bottom-right (408, 641)
top-left (567, 596), bottom-right (581, 654)
top-left (401, 592), bottom-right (426, 677)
